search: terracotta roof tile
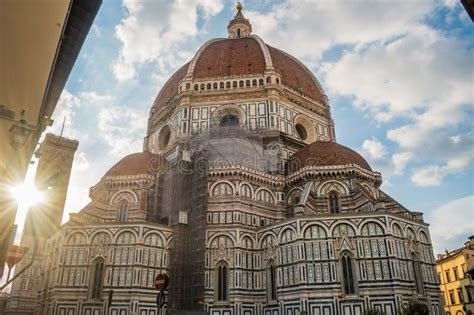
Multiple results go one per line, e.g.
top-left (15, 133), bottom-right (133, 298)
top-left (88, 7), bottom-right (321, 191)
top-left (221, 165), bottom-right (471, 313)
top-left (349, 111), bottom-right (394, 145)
top-left (153, 37), bottom-right (326, 109)
top-left (194, 38), bottom-right (265, 79)
top-left (153, 62), bottom-right (190, 108)
top-left (288, 141), bottom-right (372, 173)
top-left (267, 45), bottom-right (324, 102)
top-left (104, 152), bottom-right (167, 177)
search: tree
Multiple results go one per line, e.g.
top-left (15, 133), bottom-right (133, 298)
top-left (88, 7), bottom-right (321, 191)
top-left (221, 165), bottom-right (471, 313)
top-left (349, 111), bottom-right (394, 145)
top-left (400, 299), bottom-right (430, 315)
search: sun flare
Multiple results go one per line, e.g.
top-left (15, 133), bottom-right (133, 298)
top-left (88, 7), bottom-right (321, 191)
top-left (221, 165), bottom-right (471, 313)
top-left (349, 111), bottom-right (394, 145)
top-left (10, 183), bottom-right (45, 208)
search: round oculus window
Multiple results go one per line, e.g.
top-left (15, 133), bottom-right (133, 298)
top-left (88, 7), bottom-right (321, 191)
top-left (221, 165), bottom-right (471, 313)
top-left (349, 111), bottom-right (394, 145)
top-left (295, 124), bottom-right (307, 141)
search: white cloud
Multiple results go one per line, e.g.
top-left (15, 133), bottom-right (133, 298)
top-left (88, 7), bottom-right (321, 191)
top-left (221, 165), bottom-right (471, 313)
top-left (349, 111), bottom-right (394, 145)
top-left (80, 91), bottom-right (113, 104)
top-left (247, 0), bottom-right (436, 61)
top-left (113, 0), bottom-right (224, 81)
top-left (392, 152), bottom-right (412, 176)
top-left (429, 195), bottom-right (474, 254)
top-left (91, 24), bottom-right (102, 37)
top-left (97, 106), bottom-right (147, 156)
top-left (324, 24), bottom-right (472, 186)
top-left (325, 26), bottom-right (471, 124)
top-left (47, 89), bottom-right (81, 138)
top-left (242, 0), bottom-right (471, 188)
top-left (361, 139), bottom-right (412, 182)
top-left (73, 152), bottom-right (90, 172)
top-left (409, 132), bottom-right (473, 186)
top-left (362, 138), bottom-right (387, 160)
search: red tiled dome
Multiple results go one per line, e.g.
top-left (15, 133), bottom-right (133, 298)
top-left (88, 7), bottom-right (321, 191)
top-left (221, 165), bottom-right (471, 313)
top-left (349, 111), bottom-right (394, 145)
top-left (193, 38), bottom-right (266, 79)
top-left (288, 141), bottom-right (372, 173)
top-left (152, 36), bottom-right (326, 108)
top-left (104, 152), bottom-right (167, 177)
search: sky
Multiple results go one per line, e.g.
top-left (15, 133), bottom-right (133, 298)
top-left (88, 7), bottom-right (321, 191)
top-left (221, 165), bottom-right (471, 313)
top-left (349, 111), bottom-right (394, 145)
top-left (16, 0), bottom-right (474, 255)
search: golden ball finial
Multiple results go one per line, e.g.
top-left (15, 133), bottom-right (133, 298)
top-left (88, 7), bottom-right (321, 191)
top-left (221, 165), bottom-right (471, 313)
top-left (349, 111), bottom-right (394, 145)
top-left (236, 2), bottom-right (243, 12)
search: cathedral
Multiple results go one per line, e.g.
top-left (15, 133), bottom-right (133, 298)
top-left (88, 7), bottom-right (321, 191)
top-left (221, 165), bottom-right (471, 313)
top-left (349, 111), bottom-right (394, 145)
top-left (7, 4), bottom-right (442, 315)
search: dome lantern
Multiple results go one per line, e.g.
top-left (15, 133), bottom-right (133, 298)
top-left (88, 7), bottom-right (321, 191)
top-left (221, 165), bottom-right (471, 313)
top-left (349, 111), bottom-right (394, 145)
top-left (227, 2), bottom-right (252, 39)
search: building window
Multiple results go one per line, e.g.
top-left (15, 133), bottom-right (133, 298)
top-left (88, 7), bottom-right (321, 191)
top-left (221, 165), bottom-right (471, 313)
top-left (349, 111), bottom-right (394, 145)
top-left (90, 257), bottom-right (105, 299)
top-left (328, 192), bottom-right (340, 214)
top-left (266, 260), bottom-right (277, 302)
top-left (158, 125), bottom-right (171, 150)
top-left (216, 261), bottom-right (228, 302)
top-left (458, 288), bottom-right (464, 303)
top-left (449, 290), bottom-right (455, 305)
top-left (117, 201), bottom-right (129, 223)
top-left (411, 253), bottom-right (424, 294)
top-left (220, 114), bottom-right (239, 127)
top-left (466, 286), bottom-right (473, 302)
top-left (340, 251), bottom-right (356, 295)
top-left (453, 267), bottom-right (459, 280)
top-left (438, 272), bottom-right (442, 283)
top-left (446, 270), bottom-right (451, 282)
top-left (237, 28), bottom-right (241, 38)
top-left (295, 124), bottom-right (307, 141)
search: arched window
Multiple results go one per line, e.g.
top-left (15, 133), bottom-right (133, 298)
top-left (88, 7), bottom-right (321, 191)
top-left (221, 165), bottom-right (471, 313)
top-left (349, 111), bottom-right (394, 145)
top-left (256, 189), bottom-right (274, 204)
top-left (246, 80), bottom-right (250, 87)
top-left (226, 81), bottom-right (231, 88)
top-left (233, 81), bottom-right (237, 88)
top-left (213, 82), bottom-right (218, 89)
top-left (200, 83), bottom-right (205, 90)
top-left (90, 257), bottom-right (105, 299)
top-left (207, 83), bottom-right (212, 90)
top-left (239, 80), bottom-right (244, 88)
top-left (252, 79), bottom-right (257, 86)
top-left (237, 28), bottom-right (241, 38)
top-left (266, 76), bottom-right (271, 83)
top-left (411, 252), bottom-right (424, 294)
top-left (194, 84), bottom-right (198, 91)
top-left (240, 184), bottom-right (252, 199)
top-left (276, 78), bottom-right (280, 84)
top-left (340, 252), bottom-right (356, 295)
top-left (259, 79), bottom-right (264, 86)
top-left (212, 182), bottom-right (233, 196)
top-left (267, 260), bottom-right (277, 302)
top-left (186, 83), bottom-right (190, 90)
top-left (117, 201), bottom-right (129, 223)
top-left (220, 82), bottom-right (224, 89)
top-left (328, 192), bottom-right (340, 214)
top-left (216, 261), bottom-right (228, 302)
top-left (220, 114), bottom-right (239, 127)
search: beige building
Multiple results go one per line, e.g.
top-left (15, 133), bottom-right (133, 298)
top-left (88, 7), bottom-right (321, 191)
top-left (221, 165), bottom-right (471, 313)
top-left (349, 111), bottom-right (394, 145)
top-left (0, 0), bottom-right (101, 278)
top-left (437, 237), bottom-right (474, 315)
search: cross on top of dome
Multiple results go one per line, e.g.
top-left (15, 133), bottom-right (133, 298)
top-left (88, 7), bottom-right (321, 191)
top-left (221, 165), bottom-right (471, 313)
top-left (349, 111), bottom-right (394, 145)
top-left (228, 2), bottom-right (252, 39)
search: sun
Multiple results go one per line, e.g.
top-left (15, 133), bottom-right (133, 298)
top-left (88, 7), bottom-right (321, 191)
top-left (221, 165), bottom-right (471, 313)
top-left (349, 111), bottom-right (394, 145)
top-left (10, 182), bottom-right (45, 208)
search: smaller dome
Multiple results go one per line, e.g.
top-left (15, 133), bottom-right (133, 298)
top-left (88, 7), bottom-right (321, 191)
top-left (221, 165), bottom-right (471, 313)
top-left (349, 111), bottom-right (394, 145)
top-left (288, 141), bottom-right (372, 173)
top-left (104, 151), bottom-right (167, 177)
